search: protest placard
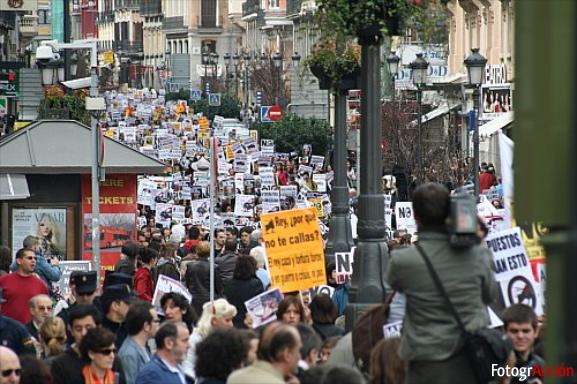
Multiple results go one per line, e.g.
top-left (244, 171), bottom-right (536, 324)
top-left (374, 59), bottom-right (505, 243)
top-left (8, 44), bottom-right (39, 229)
top-left (235, 194), bottom-right (256, 217)
top-left (244, 288), bottom-right (284, 329)
top-left (261, 208), bottom-right (326, 292)
top-left (485, 227), bottom-right (544, 318)
top-left (56, 261), bottom-right (92, 298)
top-left (308, 284), bottom-right (335, 299)
top-left (383, 321), bottom-right (403, 339)
top-left (262, 190), bottom-right (281, 213)
top-left (155, 203), bottom-right (172, 228)
top-left (335, 250), bottom-right (354, 284)
top-left (395, 202), bottom-right (417, 234)
top-left (191, 199), bottom-right (210, 222)
top-left (312, 174), bottom-right (327, 192)
top-left (152, 275), bottom-right (192, 315)
top-left (310, 155), bottom-right (325, 170)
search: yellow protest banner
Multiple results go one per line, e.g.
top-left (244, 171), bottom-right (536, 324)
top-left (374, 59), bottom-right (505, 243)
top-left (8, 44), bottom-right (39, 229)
top-left (103, 51), bottom-right (114, 65)
top-left (261, 208), bottom-right (326, 293)
top-left (309, 198), bottom-right (324, 218)
top-left (199, 116), bottom-right (209, 129)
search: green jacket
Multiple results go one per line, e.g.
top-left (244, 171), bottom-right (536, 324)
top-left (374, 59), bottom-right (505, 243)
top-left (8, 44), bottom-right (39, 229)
top-left (387, 230), bottom-right (497, 361)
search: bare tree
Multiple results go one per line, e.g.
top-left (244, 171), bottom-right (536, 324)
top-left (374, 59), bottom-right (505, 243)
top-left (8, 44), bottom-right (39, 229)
top-left (249, 51), bottom-right (290, 108)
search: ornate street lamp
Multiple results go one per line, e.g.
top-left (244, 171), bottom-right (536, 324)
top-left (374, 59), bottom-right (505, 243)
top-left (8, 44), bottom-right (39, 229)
top-left (409, 53), bottom-right (429, 182)
top-left (464, 48), bottom-right (488, 198)
top-left (291, 51), bottom-right (301, 70)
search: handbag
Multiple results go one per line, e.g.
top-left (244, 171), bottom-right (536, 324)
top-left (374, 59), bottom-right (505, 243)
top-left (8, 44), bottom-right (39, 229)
top-left (415, 243), bottom-right (511, 384)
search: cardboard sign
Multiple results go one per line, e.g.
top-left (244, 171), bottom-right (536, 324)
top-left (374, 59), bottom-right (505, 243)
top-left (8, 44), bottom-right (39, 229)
top-left (261, 208), bottom-right (326, 293)
top-left (485, 227), bottom-right (544, 318)
top-left (395, 202), bottom-right (417, 234)
top-left (152, 275), bottom-right (192, 315)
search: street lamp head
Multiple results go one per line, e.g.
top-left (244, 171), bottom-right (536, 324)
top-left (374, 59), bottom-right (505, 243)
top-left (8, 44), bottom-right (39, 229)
top-left (273, 51), bottom-right (283, 68)
top-left (409, 53), bottom-right (429, 87)
top-left (233, 53), bottom-right (240, 66)
top-left (291, 51), bottom-right (301, 69)
top-left (224, 52), bottom-right (231, 66)
top-left (464, 48), bottom-right (487, 86)
top-left (70, 52), bottom-right (78, 77)
top-left (386, 51), bottom-right (400, 77)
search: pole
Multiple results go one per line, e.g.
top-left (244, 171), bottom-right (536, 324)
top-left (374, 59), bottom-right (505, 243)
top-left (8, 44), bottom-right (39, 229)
top-left (324, 88), bottom-right (354, 263)
top-left (345, 36), bottom-right (387, 331)
top-left (209, 137), bottom-right (216, 303)
top-left (90, 64), bottom-right (101, 284)
top-left (472, 87), bottom-right (480, 198)
top-left (63, 0), bottom-right (71, 81)
top-left (417, 87), bottom-right (422, 183)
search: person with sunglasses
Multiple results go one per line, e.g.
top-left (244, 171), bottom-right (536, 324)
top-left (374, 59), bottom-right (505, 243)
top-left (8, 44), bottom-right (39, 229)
top-left (0, 345), bottom-right (21, 384)
top-left (79, 327), bottom-right (118, 384)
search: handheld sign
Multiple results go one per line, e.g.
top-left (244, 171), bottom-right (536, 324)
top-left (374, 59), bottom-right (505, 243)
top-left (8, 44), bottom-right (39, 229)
top-left (261, 208), bottom-right (327, 293)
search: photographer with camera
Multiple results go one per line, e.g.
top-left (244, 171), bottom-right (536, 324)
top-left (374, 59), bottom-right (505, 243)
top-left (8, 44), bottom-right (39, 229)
top-left (386, 183), bottom-right (498, 384)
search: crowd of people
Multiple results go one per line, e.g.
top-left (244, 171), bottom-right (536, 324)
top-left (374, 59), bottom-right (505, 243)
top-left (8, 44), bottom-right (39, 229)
top-left (0, 181), bottom-right (547, 384)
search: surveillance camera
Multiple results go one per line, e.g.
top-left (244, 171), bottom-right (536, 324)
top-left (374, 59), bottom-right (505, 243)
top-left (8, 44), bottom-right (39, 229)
top-left (36, 45), bottom-right (55, 63)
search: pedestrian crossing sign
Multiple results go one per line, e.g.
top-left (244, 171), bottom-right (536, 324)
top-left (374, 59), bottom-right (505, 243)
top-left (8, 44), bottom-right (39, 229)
top-left (190, 89), bottom-right (202, 101)
top-left (209, 93), bottom-right (221, 107)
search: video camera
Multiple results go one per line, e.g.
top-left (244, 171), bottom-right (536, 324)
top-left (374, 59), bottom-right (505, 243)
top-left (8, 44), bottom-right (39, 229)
top-left (449, 192), bottom-right (480, 248)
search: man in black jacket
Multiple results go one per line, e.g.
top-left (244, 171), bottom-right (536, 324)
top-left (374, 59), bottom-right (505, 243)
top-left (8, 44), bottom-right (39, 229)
top-left (215, 239), bottom-right (239, 287)
top-left (51, 304), bottom-right (126, 384)
top-left (184, 241), bottom-right (223, 316)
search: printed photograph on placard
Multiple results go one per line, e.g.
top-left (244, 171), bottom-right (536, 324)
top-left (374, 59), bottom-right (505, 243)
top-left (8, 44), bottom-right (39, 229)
top-left (244, 288), bottom-right (284, 329)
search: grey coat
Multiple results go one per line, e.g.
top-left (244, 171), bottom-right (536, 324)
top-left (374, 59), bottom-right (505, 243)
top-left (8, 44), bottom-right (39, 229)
top-left (118, 336), bottom-right (151, 384)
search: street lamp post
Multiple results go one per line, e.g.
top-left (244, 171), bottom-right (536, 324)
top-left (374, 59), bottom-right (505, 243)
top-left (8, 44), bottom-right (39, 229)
top-left (273, 51), bottom-right (283, 106)
top-left (233, 53), bottom-right (240, 99)
top-left (386, 51), bottom-right (400, 101)
top-left (224, 52), bottom-right (231, 94)
top-left (243, 52), bottom-right (251, 110)
top-left (464, 48), bottom-right (488, 198)
top-left (409, 53), bottom-right (429, 183)
top-left (210, 52), bottom-right (219, 91)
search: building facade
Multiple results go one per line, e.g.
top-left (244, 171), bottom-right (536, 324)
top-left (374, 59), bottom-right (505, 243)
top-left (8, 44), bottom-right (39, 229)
top-left (141, 0), bottom-right (163, 90)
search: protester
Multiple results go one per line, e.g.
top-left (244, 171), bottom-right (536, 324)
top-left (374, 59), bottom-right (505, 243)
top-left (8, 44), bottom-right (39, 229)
top-left (26, 294), bottom-right (53, 340)
top-left (325, 262), bottom-right (349, 317)
top-left (223, 256), bottom-right (264, 328)
top-left (295, 323), bottom-right (322, 381)
top-left (0, 248), bottom-right (49, 324)
top-left (309, 293), bottom-right (345, 341)
top-left (186, 299), bottom-right (237, 379)
top-left (19, 355), bottom-right (53, 384)
top-left (501, 304), bottom-right (544, 384)
top-left (227, 321), bottom-right (302, 384)
top-left (39, 316), bottom-right (67, 361)
top-left (195, 328), bottom-right (249, 384)
top-left (20, 236), bottom-right (62, 293)
top-left (100, 284), bottom-right (134, 349)
top-left (387, 183), bottom-right (497, 384)
top-left (238, 227), bottom-right (254, 255)
top-left (369, 337), bottom-right (406, 384)
top-left (135, 321), bottom-right (190, 384)
top-left (115, 242), bottom-right (140, 276)
top-left (215, 239), bottom-right (239, 287)
top-left (0, 346), bottom-right (22, 384)
top-left (134, 248), bottom-right (158, 302)
top-left (319, 336), bottom-right (340, 364)
top-left (277, 296), bottom-right (307, 326)
top-left (248, 246), bottom-right (270, 289)
top-left (0, 288), bottom-right (36, 356)
top-left (57, 271), bottom-right (98, 343)
top-left (184, 241), bottom-right (222, 316)
top-left (0, 245), bottom-right (11, 277)
top-left (239, 329), bottom-right (259, 365)
top-left (213, 229), bottom-right (226, 258)
top-left (156, 242), bottom-right (180, 282)
top-left (79, 327), bottom-right (118, 384)
top-left (160, 292), bottom-right (197, 332)
top-left (119, 301), bottom-right (159, 384)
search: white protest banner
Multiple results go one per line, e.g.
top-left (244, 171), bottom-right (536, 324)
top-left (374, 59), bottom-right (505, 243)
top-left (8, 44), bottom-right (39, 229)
top-left (262, 190), bottom-right (281, 213)
top-left (313, 174), bottom-right (327, 192)
top-left (235, 194), bottom-right (256, 217)
top-left (280, 185), bottom-right (298, 198)
top-left (155, 203), bottom-right (173, 228)
top-left (234, 173), bottom-right (244, 193)
top-left (298, 164), bottom-right (313, 177)
top-left (383, 321), bottom-right (403, 339)
top-left (384, 195), bottom-right (393, 231)
top-left (309, 285), bottom-right (335, 299)
top-left (260, 167), bottom-right (276, 189)
top-left (485, 227), bottom-right (544, 318)
top-left (191, 199), bottom-right (210, 222)
top-left (395, 202), bottom-right (417, 234)
top-left (56, 261), bottom-right (92, 298)
top-left (152, 275), bottom-right (192, 315)
top-left (335, 249), bottom-right (355, 284)
top-left (310, 155), bottom-right (325, 170)
top-left (244, 288), bottom-right (284, 329)
top-left (172, 205), bottom-right (185, 220)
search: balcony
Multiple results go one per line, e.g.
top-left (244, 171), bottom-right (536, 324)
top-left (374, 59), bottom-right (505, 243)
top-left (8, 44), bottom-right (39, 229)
top-left (113, 41), bottom-right (144, 59)
top-left (198, 15), bottom-right (224, 33)
top-left (19, 15), bottom-right (38, 37)
top-left (140, 0), bottom-right (161, 16)
top-left (242, 0), bottom-right (260, 18)
top-left (116, 0), bottom-right (140, 10)
top-left (96, 11), bottom-right (114, 24)
top-left (163, 16), bottom-right (186, 32)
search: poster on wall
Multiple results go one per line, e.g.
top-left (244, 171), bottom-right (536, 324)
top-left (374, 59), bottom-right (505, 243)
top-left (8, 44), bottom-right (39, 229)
top-left (480, 84), bottom-right (513, 121)
top-left (81, 174), bottom-right (137, 285)
top-left (12, 208), bottom-right (67, 260)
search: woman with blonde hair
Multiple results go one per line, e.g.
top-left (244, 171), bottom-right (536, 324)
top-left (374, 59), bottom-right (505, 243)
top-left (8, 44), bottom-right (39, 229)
top-left (184, 298), bottom-right (237, 380)
top-left (36, 213), bottom-right (61, 257)
top-left (39, 317), bottom-right (67, 363)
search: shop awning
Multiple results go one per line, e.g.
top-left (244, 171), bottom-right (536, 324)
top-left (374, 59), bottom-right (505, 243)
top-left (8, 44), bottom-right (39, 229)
top-left (0, 174), bottom-right (30, 200)
top-left (479, 112), bottom-right (514, 137)
top-left (410, 102), bottom-right (461, 126)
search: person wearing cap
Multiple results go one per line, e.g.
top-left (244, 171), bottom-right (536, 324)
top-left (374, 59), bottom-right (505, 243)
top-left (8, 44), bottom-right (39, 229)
top-left (101, 284), bottom-right (134, 349)
top-left (104, 271), bottom-right (134, 289)
top-left (58, 271), bottom-right (99, 344)
top-left (115, 242), bottom-right (139, 276)
top-left (0, 288), bottom-right (36, 356)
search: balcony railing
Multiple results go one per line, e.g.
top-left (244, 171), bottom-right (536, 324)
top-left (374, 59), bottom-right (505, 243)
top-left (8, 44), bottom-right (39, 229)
top-left (286, 0), bottom-right (302, 16)
top-left (19, 15), bottom-right (38, 37)
top-left (198, 15), bottom-right (224, 29)
top-left (96, 11), bottom-right (114, 23)
top-left (163, 16), bottom-right (185, 31)
top-left (113, 41), bottom-right (144, 54)
top-left (116, 0), bottom-right (140, 9)
top-left (242, 0), bottom-right (260, 17)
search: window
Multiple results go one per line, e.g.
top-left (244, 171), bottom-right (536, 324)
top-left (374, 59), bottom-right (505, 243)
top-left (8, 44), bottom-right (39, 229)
top-left (201, 0), bottom-right (217, 27)
top-left (269, 0), bottom-right (279, 8)
top-left (38, 9), bottom-right (50, 24)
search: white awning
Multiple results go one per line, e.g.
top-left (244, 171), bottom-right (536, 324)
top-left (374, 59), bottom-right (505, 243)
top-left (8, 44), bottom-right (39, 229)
top-left (0, 174), bottom-right (30, 200)
top-left (479, 112), bottom-right (514, 137)
top-left (410, 102), bottom-right (461, 126)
